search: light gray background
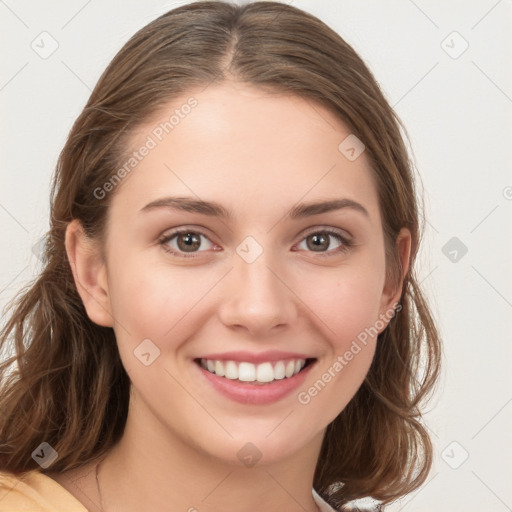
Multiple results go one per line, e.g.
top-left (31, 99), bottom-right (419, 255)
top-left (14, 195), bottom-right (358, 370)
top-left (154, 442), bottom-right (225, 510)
top-left (1, 1), bottom-right (511, 510)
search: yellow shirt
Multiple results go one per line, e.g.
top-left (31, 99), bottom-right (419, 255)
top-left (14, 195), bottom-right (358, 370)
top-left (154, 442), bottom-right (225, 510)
top-left (0, 470), bottom-right (345, 511)
top-left (0, 470), bottom-right (87, 512)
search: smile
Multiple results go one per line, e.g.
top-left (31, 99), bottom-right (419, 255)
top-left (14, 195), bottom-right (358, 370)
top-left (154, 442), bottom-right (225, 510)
top-left (198, 358), bottom-right (308, 383)
top-left (194, 354), bottom-right (316, 405)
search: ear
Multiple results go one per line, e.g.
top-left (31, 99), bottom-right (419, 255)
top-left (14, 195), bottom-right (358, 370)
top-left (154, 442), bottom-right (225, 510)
top-left (65, 219), bottom-right (113, 327)
top-left (378, 227), bottom-right (412, 330)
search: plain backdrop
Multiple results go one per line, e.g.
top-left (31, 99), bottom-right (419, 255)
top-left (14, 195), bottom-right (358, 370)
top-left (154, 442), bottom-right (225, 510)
top-left (1, 1), bottom-right (511, 510)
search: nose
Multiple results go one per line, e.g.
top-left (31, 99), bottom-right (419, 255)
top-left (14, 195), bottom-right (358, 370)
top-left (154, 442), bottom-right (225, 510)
top-left (217, 251), bottom-right (298, 337)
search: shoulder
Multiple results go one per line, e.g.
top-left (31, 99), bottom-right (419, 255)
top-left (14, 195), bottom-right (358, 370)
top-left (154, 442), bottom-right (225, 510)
top-left (313, 487), bottom-right (383, 512)
top-left (313, 488), bottom-right (340, 511)
top-left (0, 470), bottom-right (88, 512)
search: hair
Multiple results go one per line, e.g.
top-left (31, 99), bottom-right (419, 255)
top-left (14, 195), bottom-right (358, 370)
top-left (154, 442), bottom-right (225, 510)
top-left (0, 1), bottom-right (441, 508)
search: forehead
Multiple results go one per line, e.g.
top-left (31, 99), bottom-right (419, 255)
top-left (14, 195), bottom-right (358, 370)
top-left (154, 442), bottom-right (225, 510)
top-left (110, 81), bottom-right (381, 222)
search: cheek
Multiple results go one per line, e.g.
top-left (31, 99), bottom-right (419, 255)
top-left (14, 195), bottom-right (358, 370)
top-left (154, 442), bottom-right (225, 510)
top-left (297, 262), bottom-right (384, 344)
top-left (108, 245), bottom-right (386, 350)
top-left (107, 259), bottom-right (223, 348)
top-left (291, 265), bottom-right (383, 411)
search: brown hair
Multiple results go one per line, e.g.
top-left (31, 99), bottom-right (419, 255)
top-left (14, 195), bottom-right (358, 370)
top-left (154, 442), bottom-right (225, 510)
top-left (0, 1), bottom-right (441, 508)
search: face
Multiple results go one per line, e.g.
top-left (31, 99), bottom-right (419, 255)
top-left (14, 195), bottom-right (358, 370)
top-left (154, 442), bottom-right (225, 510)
top-left (70, 81), bottom-right (408, 467)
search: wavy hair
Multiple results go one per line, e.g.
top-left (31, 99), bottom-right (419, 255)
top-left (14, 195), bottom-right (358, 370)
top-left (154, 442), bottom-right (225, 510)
top-left (0, 1), bottom-right (441, 508)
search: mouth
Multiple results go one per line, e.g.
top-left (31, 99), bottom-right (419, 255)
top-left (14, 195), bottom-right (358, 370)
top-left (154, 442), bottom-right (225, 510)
top-left (194, 357), bottom-right (315, 385)
top-left (193, 355), bottom-right (317, 405)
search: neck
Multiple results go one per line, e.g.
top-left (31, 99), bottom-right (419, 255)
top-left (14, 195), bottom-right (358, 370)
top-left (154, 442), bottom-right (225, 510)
top-left (97, 393), bottom-right (324, 512)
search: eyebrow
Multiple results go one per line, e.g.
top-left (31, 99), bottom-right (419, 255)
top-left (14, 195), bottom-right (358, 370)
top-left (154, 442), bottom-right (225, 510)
top-left (139, 196), bottom-right (369, 219)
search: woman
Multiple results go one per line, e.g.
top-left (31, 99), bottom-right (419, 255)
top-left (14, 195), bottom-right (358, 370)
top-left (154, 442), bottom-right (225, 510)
top-left (0, 2), bottom-right (441, 511)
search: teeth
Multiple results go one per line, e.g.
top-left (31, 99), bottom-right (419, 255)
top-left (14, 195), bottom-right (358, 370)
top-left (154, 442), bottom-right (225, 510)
top-left (256, 362), bottom-right (274, 383)
top-left (199, 358), bottom-right (308, 383)
top-left (238, 362), bottom-right (256, 382)
top-left (214, 360), bottom-right (225, 377)
top-left (274, 361), bottom-right (285, 380)
top-left (225, 360), bottom-right (238, 380)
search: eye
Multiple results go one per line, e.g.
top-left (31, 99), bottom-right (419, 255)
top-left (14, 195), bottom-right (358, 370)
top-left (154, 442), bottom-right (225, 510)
top-left (295, 229), bottom-right (352, 256)
top-left (158, 227), bottom-right (352, 259)
top-left (159, 229), bottom-right (217, 258)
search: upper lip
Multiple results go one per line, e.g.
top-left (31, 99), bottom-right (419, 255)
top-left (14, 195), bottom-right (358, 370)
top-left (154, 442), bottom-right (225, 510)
top-left (197, 350), bottom-right (315, 364)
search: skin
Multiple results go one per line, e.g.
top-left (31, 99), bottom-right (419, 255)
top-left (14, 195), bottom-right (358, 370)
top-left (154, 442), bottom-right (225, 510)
top-left (50, 81), bottom-right (410, 512)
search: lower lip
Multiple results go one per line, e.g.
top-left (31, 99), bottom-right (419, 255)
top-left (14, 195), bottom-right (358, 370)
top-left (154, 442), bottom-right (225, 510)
top-left (195, 360), bottom-right (315, 405)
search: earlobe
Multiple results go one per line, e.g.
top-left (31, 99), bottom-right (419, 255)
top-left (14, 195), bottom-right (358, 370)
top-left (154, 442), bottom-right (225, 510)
top-left (65, 219), bottom-right (114, 327)
top-left (378, 228), bottom-right (412, 331)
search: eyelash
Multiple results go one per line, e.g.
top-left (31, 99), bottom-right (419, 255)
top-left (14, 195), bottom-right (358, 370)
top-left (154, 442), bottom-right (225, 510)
top-left (158, 227), bottom-right (353, 259)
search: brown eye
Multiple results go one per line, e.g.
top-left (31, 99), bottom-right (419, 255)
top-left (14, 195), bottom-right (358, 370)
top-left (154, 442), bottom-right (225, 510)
top-left (160, 229), bottom-right (215, 257)
top-left (295, 229), bottom-right (352, 257)
top-left (302, 232), bottom-right (343, 252)
top-left (177, 232), bottom-right (202, 252)
top-left (306, 233), bottom-right (331, 252)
